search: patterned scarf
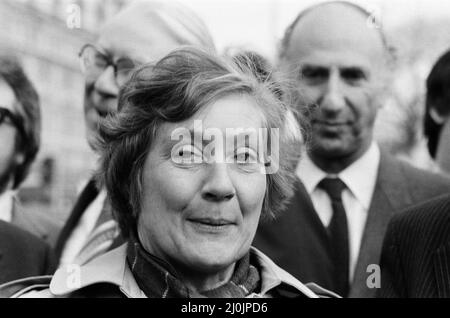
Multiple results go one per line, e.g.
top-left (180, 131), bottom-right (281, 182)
top-left (126, 232), bottom-right (260, 298)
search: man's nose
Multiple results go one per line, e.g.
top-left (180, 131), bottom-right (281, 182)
top-left (201, 163), bottom-right (236, 202)
top-left (319, 71), bottom-right (346, 114)
top-left (94, 65), bottom-right (119, 98)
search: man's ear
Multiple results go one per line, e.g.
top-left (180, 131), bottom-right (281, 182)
top-left (375, 72), bottom-right (394, 111)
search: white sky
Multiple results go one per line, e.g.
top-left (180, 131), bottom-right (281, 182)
top-left (179, 0), bottom-right (450, 60)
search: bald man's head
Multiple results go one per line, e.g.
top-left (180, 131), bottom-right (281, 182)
top-left (99, 0), bottom-right (215, 63)
top-left (281, 1), bottom-right (393, 172)
top-left (281, 1), bottom-right (391, 65)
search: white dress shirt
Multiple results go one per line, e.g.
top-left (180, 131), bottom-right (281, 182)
top-left (296, 143), bottom-right (381, 281)
top-left (59, 189), bottom-right (107, 266)
top-left (0, 190), bottom-right (15, 222)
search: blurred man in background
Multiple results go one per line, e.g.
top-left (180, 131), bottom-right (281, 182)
top-left (54, 0), bottom-right (215, 266)
top-left (254, 1), bottom-right (450, 298)
top-left (0, 55), bottom-right (60, 245)
top-left (0, 55), bottom-right (57, 284)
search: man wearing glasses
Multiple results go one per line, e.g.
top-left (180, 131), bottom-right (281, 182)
top-left (54, 0), bottom-right (215, 266)
top-left (0, 55), bottom-right (56, 284)
top-left (0, 55), bottom-right (60, 246)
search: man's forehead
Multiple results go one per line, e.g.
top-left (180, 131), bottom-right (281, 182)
top-left (293, 49), bottom-right (374, 70)
top-left (285, 3), bottom-right (386, 65)
top-left (97, 17), bottom-right (182, 63)
top-left (94, 0), bottom-right (213, 64)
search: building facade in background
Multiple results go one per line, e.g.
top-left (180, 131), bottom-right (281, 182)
top-left (0, 0), bottom-right (128, 221)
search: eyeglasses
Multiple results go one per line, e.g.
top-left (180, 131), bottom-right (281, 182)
top-left (78, 44), bottom-right (138, 87)
top-left (0, 107), bottom-right (25, 136)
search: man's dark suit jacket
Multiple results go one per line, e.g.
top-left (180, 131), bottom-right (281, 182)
top-left (11, 199), bottom-right (61, 247)
top-left (0, 221), bottom-right (56, 284)
top-left (378, 194), bottom-right (450, 298)
top-left (54, 179), bottom-right (124, 262)
top-left (253, 151), bottom-right (450, 298)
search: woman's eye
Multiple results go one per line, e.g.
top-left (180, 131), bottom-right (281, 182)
top-left (236, 152), bottom-right (250, 163)
top-left (176, 145), bottom-right (202, 163)
top-left (234, 148), bottom-right (257, 164)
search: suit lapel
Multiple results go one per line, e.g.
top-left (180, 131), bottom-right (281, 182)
top-left (434, 242), bottom-right (450, 298)
top-left (253, 178), bottom-right (335, 290)
top-left (295, 180), bottom-right (332, 252)
top-left (349, 152), bottom-right (412, 297)
top-left (54, 179), bottom-right (99, 260)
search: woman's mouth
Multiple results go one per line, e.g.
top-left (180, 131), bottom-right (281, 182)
top-left (187, 218), bottom-right (236, 232)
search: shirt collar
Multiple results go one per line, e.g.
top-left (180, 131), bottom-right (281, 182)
top-left (297, 143), bottom-right (381, 210)
top-left (0, 190), bottom-right (16, 222)
top-left (296, 153), bottom-right (327, 194)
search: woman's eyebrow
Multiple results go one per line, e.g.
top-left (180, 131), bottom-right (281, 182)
top-left (160, 138), bottom-right (186, 156)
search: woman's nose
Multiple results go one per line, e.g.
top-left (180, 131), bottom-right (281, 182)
top-left (201, 163), bottom-right (236, 202)
top-left (94, 65), bottom-right (119, 99)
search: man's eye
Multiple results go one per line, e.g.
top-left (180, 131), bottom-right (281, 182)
top-left (93, 55), bottom-right (108, 68)
top-left (116, 67), bottom-right (134, 78)
top-left (116, 59), bottom-right (136, 76)
top-left (300, 67), bottom-right (329, 83)
top-left (341, 68), bottom-right (366, 83)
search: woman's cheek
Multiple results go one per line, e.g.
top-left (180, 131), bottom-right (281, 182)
top-left (153, 164), bottom-right (202, 209)
top-left (235, 172), bottom-right (267, 214)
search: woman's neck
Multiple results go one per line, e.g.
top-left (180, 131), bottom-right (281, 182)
top-left (137, 228), bottom-right (238, 294)
top-left (174, 262), bottom-right (236, 293)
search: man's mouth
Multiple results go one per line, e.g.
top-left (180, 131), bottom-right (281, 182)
top-left (85, 107), bottom-right (109, 126)
top-left (96, 108), bottom-right (109, 118)
top-left (313, 120), bottom-right (349, 126)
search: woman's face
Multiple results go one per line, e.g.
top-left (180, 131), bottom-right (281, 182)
top-left (137, 94), bottom-right (267, 276)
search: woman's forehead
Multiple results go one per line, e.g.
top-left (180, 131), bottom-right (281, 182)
top-left (198, 95), bottom-right (264, 128)
top-left (167, 95), bottom-right (266, 135)
top-left (150, 95), bottom-right (268, 151)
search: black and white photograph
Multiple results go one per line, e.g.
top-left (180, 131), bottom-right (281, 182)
top-left (0, 0), bottom-right (449, 302)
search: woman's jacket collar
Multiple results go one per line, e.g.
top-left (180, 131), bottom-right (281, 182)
top-left (48, 244), bottom-right (338, 298)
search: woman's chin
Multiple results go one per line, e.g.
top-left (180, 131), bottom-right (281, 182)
top-left (178, 243), bottom-right (242, 273)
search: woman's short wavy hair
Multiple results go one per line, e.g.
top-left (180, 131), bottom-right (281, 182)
top-left (96, 47), bottom-right (303, 238)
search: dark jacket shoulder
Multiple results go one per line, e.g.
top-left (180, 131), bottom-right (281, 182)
top-left (378, 194), bottom-right (450, 298)
top-left (11, 203), bottom-right (62, 247)
top-left (394, 157), bottom-right (450, 197)
top-left (388, 193), bottom-right (450, 241)
top-left (377, 153), bottom-right (450, 212)
top-left (0, 221), bottom-right (57, 284)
